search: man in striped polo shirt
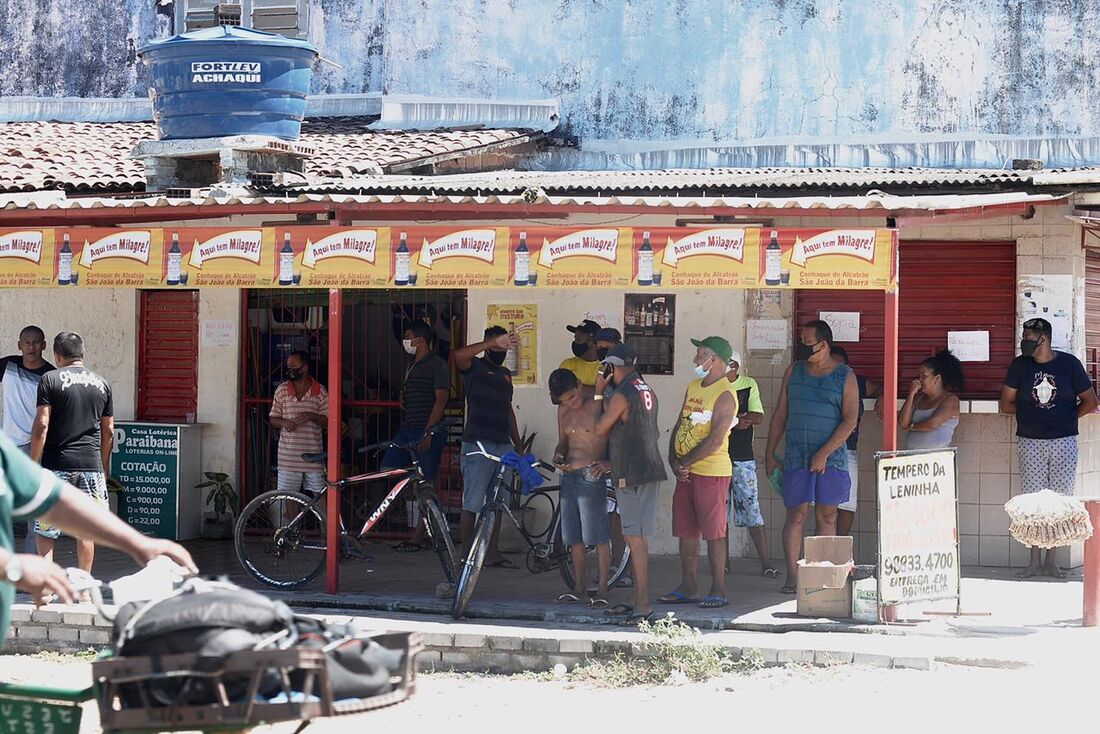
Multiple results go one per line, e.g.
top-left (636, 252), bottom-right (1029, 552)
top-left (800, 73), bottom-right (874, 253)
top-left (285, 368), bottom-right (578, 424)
top-left (270, 351), bottom-right (329, 495)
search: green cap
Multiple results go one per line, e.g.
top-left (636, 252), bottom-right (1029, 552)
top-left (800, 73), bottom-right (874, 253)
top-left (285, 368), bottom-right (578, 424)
top-left (690, 336), bottom-right (733, 363)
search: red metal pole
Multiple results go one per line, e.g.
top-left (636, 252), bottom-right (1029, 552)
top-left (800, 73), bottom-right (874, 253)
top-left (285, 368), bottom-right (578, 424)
top-left (1084, 501), bottom-right (1100, 626)
top-left (883, 289), bottom-right (899, 452)
top-left (326, 288), bottom-right (343, 594)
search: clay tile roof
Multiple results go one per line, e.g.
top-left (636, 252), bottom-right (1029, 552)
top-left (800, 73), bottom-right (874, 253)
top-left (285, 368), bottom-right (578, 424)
top-left (0, 117), bottom-right (535, 193)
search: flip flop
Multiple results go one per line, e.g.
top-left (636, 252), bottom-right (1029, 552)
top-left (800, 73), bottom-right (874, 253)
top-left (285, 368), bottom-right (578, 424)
top-left (623, 611), bottom-right (654, 625)
top-left (604, 603), bottom-right (633, 617)
top-left (485, 557), bottom-right (519, 570)
top-left (700, 595), bottom-right (728, 609)
top-left (589, 598), bottom-right (609, 609)
top-left (557, 593), bottom-right (583, 604)
top-left (780, 584), bottom-right (797, 595)
top-left (391, 541), bottom-right (426, 552)
top-left (761, 567), bottom-right (780, 578)
top-left (657, 591), bottom-right (701, 604)
top-left (1043, 567), bottom-right (1068, 579)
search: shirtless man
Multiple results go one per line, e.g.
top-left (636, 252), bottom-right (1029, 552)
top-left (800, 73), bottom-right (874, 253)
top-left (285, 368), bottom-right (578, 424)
top-left (549, 368), bottom-right (611, 606)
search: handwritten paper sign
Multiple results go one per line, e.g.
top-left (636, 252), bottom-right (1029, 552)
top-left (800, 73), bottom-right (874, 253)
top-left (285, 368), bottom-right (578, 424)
top-left (947, 330), bottom-right (989, 362)
top-left (876, 449), bottom-right (960, 606)
top-left (820, 311), bottom-right (860, 342)
top-left (201, 320), bottom-right (237, 348)
top-left (747, 320), bottom-right (789, 351)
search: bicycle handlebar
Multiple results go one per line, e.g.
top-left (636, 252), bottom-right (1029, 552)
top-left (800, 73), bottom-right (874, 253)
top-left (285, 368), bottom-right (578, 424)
top-left (464, 441), bottom-right (557, 473)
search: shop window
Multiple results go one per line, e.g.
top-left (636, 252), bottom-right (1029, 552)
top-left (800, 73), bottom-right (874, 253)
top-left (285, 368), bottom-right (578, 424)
top-left (138, 290), bottom-right (200, 422)
top-left (794, 240), bottom-right (1016, 399)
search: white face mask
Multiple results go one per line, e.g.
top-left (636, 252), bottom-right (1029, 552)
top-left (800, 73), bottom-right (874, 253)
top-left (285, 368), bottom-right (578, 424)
top-left (402, 339), bottom-right (417, 355)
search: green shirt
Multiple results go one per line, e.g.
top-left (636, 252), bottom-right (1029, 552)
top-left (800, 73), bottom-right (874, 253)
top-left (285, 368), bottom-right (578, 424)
top-left (0, 434), bottom-right (63, 644)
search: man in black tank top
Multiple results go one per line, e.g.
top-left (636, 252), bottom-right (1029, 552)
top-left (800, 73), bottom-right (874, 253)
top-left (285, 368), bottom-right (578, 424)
top-left (594, 344), bottom-right (667, 623)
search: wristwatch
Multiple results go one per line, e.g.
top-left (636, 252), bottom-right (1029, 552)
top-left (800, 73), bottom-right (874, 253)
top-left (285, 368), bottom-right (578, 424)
top-left (4, 555), bottom-right (24, 584)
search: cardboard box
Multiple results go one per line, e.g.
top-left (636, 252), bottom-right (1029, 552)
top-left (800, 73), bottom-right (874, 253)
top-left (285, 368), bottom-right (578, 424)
top-left (796, 536), bottom-right (854, 618)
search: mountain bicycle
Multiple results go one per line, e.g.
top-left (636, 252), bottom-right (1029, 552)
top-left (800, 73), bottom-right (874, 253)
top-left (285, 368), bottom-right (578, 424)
top-left (235, 423), bottom-right (458, 590)
top-left (451, 442), bottom-right (631, 619)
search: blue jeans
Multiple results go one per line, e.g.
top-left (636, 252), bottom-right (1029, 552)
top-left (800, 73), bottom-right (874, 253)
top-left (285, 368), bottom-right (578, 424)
top-left (380, 426), bottom-right (445, 480)
top-left (560, 470), bottom-right (611, 546)
top-left (460, 440), bottom-right (512, 514)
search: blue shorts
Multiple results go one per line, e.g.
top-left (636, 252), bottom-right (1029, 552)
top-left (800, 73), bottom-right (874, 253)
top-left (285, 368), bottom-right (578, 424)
top-left (460, 439), bottom-right (513, 514)
top-left (560, 470), bottom-right (611, 546)
top-left (781, 467), bottom-right (850, 509)
top-left (380, 426), bottom-right (445, 480)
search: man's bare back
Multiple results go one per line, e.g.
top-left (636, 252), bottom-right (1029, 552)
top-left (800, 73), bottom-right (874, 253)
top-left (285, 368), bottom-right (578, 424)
top-left (558, 395), bottom-right (609, 471)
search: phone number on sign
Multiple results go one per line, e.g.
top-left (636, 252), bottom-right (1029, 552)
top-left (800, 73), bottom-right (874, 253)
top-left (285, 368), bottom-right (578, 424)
top-left (883, 552), bottom-right (955, 575)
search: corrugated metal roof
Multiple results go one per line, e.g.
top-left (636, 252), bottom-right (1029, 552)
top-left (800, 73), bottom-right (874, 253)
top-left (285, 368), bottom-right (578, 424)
top-left (273, 167), bottom-right (1100, 196)
top-left (0, 119), bottom-right (538, 193)
top-left (0, 189), bottom-right (1066, 215)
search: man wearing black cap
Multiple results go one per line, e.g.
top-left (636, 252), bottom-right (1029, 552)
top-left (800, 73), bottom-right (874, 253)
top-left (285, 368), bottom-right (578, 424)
top-left (594, 343), bottom-right (667, 623)
top-left (560, 320), bottom-right (602, 387)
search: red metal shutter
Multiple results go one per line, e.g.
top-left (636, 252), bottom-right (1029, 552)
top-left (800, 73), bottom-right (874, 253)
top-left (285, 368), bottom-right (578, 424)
top-left (1085, 250), bottom-right (1100, 385)
top-left (138, 290), bottom-right (199, 422)
top-left (794, 240), bottom-right (1015, 399)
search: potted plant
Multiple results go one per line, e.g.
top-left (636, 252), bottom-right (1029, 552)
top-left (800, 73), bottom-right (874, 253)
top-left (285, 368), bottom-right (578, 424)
top-left (197, 472), bottom-right (239, 540)
top-left (105, 475), bottom-right (125, 516)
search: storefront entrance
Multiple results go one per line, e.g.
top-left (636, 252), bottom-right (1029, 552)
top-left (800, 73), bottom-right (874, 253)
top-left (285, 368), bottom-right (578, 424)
top-left (239, 288), bottom-right (467, 539)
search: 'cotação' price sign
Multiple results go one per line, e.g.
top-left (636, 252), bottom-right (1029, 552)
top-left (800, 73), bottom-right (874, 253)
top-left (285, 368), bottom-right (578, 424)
top-left (876, 449), bottom-right (961, 606)
top-left (111, 423), bottom-right (181, 539)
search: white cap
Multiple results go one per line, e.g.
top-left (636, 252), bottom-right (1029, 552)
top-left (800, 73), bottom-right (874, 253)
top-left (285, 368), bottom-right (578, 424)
top-left (728, 349), bottom-right (743, 371)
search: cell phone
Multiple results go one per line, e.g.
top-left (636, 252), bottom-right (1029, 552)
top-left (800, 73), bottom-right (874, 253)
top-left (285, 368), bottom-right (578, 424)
top-left (601, 364), bottom-right (613, 379)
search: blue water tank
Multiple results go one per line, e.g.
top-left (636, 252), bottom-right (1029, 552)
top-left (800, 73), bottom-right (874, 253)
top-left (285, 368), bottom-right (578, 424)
top-left (139, 26), bottom-right (318, 141)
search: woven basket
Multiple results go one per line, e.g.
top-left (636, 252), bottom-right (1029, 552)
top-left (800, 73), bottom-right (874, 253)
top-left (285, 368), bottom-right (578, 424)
top-left (1004, 490), bottom-right (1094, 549)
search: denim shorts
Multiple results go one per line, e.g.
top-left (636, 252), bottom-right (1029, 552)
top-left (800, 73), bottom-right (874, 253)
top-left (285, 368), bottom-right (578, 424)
top-left (460, 439), bottom-right (513, 514)
top-left (560, 470), bottom-right (611, 546)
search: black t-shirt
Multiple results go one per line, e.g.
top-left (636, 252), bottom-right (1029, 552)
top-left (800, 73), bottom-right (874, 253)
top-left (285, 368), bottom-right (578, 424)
top-left (400, 354), bottom-right (449, 431)
top-left (1005, 352), bottom-right (1094, 440)
top-left (727, 384), bottom-right (755, 462)
top-left (461, 357), bottom-right (513, 445)
top-left (37, 366), bottom-right (114, 471)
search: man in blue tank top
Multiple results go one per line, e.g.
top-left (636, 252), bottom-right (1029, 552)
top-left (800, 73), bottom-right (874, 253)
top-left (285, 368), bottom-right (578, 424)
top-left (765, 320), bottom-right (859, 595)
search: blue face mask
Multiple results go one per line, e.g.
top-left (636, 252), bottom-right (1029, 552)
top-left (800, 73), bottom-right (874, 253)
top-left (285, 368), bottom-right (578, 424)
top-left (693, 358), bottom-right (711, 378)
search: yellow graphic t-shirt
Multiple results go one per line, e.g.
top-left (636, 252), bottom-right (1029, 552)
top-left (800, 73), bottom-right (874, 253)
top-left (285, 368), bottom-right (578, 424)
top-left (674, 377), bottom-right (740, 477)
top-left (558, 356), bottom-right (601, 386)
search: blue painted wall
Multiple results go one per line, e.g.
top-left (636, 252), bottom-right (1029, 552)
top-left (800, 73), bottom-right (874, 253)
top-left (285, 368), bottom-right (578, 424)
top-left (4, 0), bottom-right (1099, 145)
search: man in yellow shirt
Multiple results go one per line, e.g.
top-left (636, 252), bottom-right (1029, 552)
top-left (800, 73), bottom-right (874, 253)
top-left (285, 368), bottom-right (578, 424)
top-left (559, 319), bottom-right (602, 386)
top-left (663, 336), bottom-right (739, 609)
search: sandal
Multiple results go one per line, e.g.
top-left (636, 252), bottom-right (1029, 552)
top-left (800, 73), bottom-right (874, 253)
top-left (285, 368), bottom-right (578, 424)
top-left (700, 594), bottom-right (729, 609)
top-left (391, 541), bottom-right (426, 552)
top-left (761, 567), bottom-right (780, 578)
top-left (604, 603), bottom-right (633, 617)
top-left (589, 598), bottom-right (609, 609)
top-left (780, 584), bottom-right (797, 595)
top-left (657, 590), bottom-right (701, 604)
top-left (557, 593), bottom-right (583, 604)
top-left (623, 611), bottom-right (654, 625)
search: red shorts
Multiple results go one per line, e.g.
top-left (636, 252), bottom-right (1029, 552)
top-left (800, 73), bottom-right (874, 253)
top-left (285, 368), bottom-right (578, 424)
top-left (672, 473), bottom-right (730, 541)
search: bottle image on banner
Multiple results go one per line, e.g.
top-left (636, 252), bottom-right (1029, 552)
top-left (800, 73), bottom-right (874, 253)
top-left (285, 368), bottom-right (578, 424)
top-left (57, 233), bottom-right (72, 285)
top-left (279, 233), bottom-right (295, 286)
top-left (514, 231), bottom-right (529, 286)
top-left (395, 231), bottom-right (410, 286)
top-left (504, 321), bottom-right (519, 373)
top-left (765, 230), bottom-right (782, 286)
top-left (637, 230), bottom-right (653, 286)
top-left (166, 233), bottom-right (182, 285)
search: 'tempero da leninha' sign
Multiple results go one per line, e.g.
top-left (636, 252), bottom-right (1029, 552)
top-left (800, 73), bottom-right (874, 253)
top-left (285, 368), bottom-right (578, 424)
top-left (190, 61), bottom-right (261, 83)
top-left (875, 449), bottom-right (961, 606)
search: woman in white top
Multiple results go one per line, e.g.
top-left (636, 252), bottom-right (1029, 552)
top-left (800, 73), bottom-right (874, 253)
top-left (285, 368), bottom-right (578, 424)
top-left (900, 349), bottom-right (964, 450)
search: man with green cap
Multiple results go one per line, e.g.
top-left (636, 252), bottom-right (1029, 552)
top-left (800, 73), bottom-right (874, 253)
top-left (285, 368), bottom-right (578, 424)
top-left (662, 336), bottom-right (739, 609)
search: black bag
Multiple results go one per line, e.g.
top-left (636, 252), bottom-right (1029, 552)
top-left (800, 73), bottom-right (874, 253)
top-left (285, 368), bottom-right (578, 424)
top-left (291, 616), bottom-right (401, 701)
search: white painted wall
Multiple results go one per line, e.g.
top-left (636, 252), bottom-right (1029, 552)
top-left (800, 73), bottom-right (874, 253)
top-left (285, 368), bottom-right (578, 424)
top-left (466, 287), bottom-right (746, 555)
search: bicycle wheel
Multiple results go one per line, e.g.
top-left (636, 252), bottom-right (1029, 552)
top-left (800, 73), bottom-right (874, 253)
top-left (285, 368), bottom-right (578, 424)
top-left (421, 490), bottom-right (458, 584)
top-left (235, 490), bottom-right (327, 589)
top-left (452, 508), bottom-right (496, 619)
top-left (520, 487), bottom-right (557, 540)
top-left (557, 520), bottom-right (632, 594)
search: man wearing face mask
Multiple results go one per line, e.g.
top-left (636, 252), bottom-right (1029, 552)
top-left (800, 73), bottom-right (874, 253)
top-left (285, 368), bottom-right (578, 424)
top-left (663, 336), bottom-right (739, 609)
top-left (269, 350), bottom-right (329, 498)
top-left (765, 321), bottom-right (858, 595)
top-left (559, 320), bottom-right (602, 387)
top-left (453, 325), bottom-right (524, 568)
top-left (594, 343), bottom-right (667, 623)
top-left (1001, 317), bottom-right (1097, 579)
top-left (382, 321), bottom-right (450, 551)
